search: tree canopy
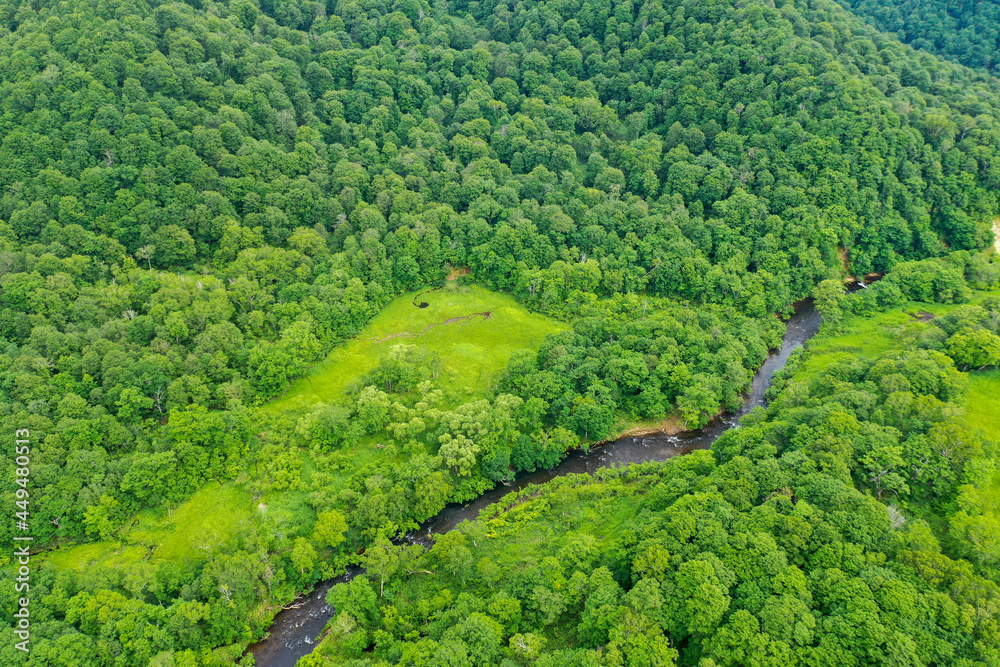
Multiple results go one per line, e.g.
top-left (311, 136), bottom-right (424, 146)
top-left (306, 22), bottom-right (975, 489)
top-left (0, 0), bottom-right (998, 662)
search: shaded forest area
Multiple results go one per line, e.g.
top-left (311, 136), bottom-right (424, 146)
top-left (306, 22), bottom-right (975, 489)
top-left (840, 0), bottom-right (1000, 72)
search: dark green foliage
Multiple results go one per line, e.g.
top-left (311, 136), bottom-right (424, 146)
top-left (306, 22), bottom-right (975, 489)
top-left (840, 0), bottom-right (1000, 72)
top-left (0, 0), bottom-right (998, 661)
top-left (498, 296), bottom-right (784, 433)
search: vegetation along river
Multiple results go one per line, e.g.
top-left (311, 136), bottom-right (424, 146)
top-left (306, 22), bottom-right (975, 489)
top-left (249, 298), bottom-right (825, 667)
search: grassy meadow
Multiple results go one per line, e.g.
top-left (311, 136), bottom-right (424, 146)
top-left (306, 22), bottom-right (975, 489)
top-left (963, 370), bottom-right (1000, 537)
top-left (45, 484), bottom-right (253, 573)
top-left (266, 282), bottom-right (568, 415)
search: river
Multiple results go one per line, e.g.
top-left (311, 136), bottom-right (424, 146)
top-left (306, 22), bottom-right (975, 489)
top-left (248, 299), bottom-right (823, 667)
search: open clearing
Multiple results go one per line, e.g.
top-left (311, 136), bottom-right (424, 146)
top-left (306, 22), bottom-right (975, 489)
top-left (266, 283), bottom-right (567, 414)
top-left (795, 291), bottom-right (1000, 383)
top-left (47, 483), bottom-right (252, 572)
top-left (966, 370), bottom-right (1000, 529)
top-left (965, 370), bottom-right (1000, 441)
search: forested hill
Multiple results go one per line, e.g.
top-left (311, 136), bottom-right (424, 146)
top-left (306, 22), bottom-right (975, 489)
top-left (1, 0), bottom-right (1000, 662)
top-left (0, 0), bottom-right (999, 304)
top-left (838, 0), bottom-right (1000, 73)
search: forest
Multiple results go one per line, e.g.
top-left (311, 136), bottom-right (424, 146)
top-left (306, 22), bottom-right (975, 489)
top-left (839, 0), bottom-right (1000, 73)
top-left (0, 0), bottom-right (998, 663)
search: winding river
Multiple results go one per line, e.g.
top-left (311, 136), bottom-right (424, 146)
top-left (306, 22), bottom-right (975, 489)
top-left (248, 299), bottom-right (823, 667)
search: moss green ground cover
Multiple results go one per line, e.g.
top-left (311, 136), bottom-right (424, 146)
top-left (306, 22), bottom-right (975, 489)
top-left (965, 370), bottom-right (1000, 441)
top-left (46, 483), bottom-right (253, 572)
top-left (267, 283), bottom-right (568, 415)
top-left (964, 370), bottom-right (1000, 519)
top-left (131, 483), bottom-right (253, 562)
top-left (796, 290), bottom-right (1000, 383)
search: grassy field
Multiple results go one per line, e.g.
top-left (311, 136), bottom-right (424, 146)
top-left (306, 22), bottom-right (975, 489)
top-left (46, 483), bottom-right (253, 573)
top-left (965, 370), bottom-right (1000, 441)
top-left (266, 283), bottom-right (568, 414)
top-left (128, 483), bottom-right (253, 561)
top-left (793, 297), bottom-right (978, 383)
top-left (965, 370), bottom-right (1000, 529)
top-left (795, 290), bottom-right (1000, 383)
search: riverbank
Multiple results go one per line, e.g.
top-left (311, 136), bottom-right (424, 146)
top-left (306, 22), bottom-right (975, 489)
top-left (598, 414), bottom-right (686, 444)
top-left (249, 299), bottom-right (824, 666)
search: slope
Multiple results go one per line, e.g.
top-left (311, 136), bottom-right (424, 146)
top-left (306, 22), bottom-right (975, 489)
top-left (838, 0), bottom-right (1000, 72)
top-left (2, 0), bottom-right (1000, 662)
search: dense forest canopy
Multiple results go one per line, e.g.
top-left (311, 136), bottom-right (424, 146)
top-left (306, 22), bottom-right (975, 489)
top-left (839, 0), bottom-right (1000, 73)
top-left (0, 0), bottom-right (998, 662)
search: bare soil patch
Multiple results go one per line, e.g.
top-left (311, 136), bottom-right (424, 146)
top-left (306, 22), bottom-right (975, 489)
top-left (447, 266), bottom-right (471, 281)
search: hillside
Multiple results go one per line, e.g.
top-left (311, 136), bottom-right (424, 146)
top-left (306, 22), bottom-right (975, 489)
top-left (0, 0), bottom-right (999, 663)
top-left (839, 0), bottom-right (1000, 72)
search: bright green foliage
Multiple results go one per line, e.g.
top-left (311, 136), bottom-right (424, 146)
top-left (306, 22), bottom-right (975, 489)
top-left (267, 285), bottom-right (569, 414)
top-left (314, 509), bottom-right (349, 549)
top-left (813, 279), bottom-right (848, 330)
top-left (947, 329), bottom-right (1000, 370)
top-left (301, 337), bottom-right (1000, 667)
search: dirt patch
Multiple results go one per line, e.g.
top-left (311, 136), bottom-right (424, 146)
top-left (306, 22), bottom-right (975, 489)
top-left (447, 266), bottom-right (470, 281)
top-left (599, 417), bottom-right (685, 443)
top-left (438, 312), bottom-right (491, 327)
top-left (373, 331), bottom-right (417, 343)
top-left (906, 311), bottom-right (935, 322)
top-left (371, 311), bottom-right (492, 343)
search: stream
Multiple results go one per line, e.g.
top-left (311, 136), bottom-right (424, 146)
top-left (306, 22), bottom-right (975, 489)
top-left (248, 299), bottom-right (823, 667)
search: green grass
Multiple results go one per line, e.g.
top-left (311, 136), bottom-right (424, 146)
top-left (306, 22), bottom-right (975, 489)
top-left (266, 283), bottom-right (568, 414)
top-left (46, 541), bottom-right (127, 572)
top-left (964, 369), bottom-right (1000, 539)
top-left (45, 483), bottom-right (253, 573)
top-left (965, 370), bottom-right (1000, 441)
top-left (128, 483), bottom-right (253, 562)
top-left (794, 308), bottom-right (912, 382)
top-left (960, 370), bottom-right (1000, 561)
top-left (45, 284), bottom-right (565, 576)
top-left (982, 469), bottom-right (1000, 525)
top-left (796, 291), bottom-right (1000, 383)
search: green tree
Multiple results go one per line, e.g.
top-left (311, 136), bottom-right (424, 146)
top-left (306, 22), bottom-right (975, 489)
top-left (362, 534), bottom-right (402, 597)
top-left (946, 329), bottom-right (1000, 370)
top-left (290, 537), bottom-right (318, 578)
top-left (813, 278), bottom-right (848, 330)
top-left (313, 510), bottom-right (349, 549)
